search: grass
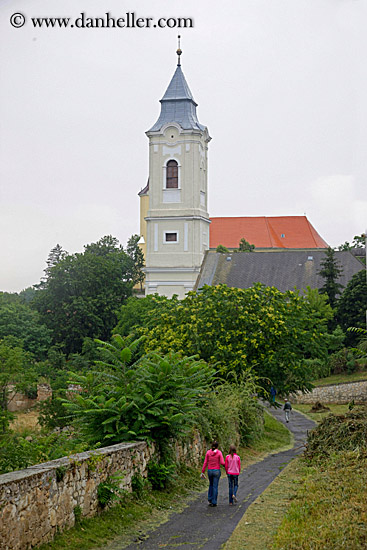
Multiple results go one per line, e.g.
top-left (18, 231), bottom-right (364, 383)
top-left (312, 370), bottom-right (367, 386)
top-left (10, 409), bottom-right (40, 432)
top-left (293, 403), bottom-right (350, 423)
top-left (223, 458), bottom-right (302, 550)
top-left (272, 452), bottom-right (367, 549)
top-left (38, 409), bottom-right (291, 550)
top-left (250, 410), bottom-right (293, 455)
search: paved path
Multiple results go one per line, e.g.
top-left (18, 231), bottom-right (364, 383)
top-left (119, 406), bottom-right (315, 550)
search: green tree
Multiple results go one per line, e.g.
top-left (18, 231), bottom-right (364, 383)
top-left (0, 340), bottom-right (35, 430)
top-left (0, 293), bottom-right (52, 359)
top-left (19, 287), bottom-right (37, 304)
top-left (303, 286), bottom-right (334, 324)
top-left (126, 234), bottom-right (145, 291)
top-left (239, 238), bottom-right (255, 252)
top-left (41, 244), bottom-right (68, 287)
top-left (336, 269), bottom-right (367, 346)
top-left (33, 236), bottom-right (135, 354)
top-left (114, 294), bottom-right (178, 338)
top-left (338, 234), bottom-right (366, 251)
top-left (318, 247), bottom-right (344, 308)
top-left (138, 284), bottom-right (331, 395)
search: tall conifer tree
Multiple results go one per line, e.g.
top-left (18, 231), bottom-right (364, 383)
top-left (318, 247), bottom-right (343, 308)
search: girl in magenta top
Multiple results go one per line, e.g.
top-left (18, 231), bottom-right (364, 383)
top-left (201, 441), bottom-right (225, 507)
top-left (224, 445), bottom-right (241, 505)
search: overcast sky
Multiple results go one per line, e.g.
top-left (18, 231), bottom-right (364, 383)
top-left (1, 0), bottom-right (366, 292)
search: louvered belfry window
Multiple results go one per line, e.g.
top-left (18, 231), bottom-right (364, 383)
top-left (166, 160), bottom-right (178, 188)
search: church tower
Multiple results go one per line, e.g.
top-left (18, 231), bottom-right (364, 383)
top-left (143, 41), bottom-right (211, 299)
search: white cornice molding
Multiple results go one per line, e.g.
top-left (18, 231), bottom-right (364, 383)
top-left (144, 267), bottom-right (201, 273)
top-left (147, 282), bottom-right (195, 288)
top-left (149, 138), bottom-right (204, 147)
top-left (146, 127), bottom-right (205, 138)
top-left (145, 215), bottom-right (211, 223)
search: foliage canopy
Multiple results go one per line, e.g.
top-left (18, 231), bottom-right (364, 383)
top-left (126, 284), bottom-right (333, 395)
top-left (33, 236), bottom-right (135, 354)
top-left (336, 269), bottom-right (367, 345)
top-left (0, 292), bottom-right (52, 359)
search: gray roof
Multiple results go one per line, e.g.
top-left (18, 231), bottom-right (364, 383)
top-left (148, 65), bottom-right (206, 132)
top-left (195, 250), bottom-right (365, 294)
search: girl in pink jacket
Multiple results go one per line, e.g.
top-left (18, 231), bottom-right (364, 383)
top-left (224, 444), bottom-right (241, 505)
top-left (201, 440), bottom-right (225, 507)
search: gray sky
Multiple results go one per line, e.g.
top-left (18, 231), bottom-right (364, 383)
top-left (1, 0), bottom-right (366, 292)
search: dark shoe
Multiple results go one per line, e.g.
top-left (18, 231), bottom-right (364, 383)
top-left (209, 503), bottom-right (217, 507)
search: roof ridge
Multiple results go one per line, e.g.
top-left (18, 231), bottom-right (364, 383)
top-left (264, 217), bottom-right (273, 247)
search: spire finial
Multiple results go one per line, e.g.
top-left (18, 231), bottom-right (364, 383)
top-left (176, 35), bottom-right (182, 66)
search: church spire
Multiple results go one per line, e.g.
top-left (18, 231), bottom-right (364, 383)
top-left (147, 39), bottom-right (206, 133)
top-left (176, 35), bottom-right (182, 66)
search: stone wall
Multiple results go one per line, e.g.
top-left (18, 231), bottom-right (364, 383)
top-left (7, 384), bottom-right (52, 412)
top-left (175, 429), bottom-right (207, 466)
top-left (0, 441), bottom-right (156, 550)
top-left (7, 388), bottom-right (35, 412)
top-left (292, 380), bottom-right (367, 404)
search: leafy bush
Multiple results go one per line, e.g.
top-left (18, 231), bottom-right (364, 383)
top-left (328, 348), bottom-right (358, 375)
top-left (328, 349), bottom-right (347, 374)
top-left (197, 378), bottom-right (264, 450)
top-left (38, 393), bottom-right (69, 430)
top-left (216, 244), bottom-right (229, 253)
top-left (0, 430), bottom-right (88, 474)
top-left (147, 459), bottom-right (177, 490)
top-left (63, 336), bottom-right (216, 448)
top-left (304, 358), bottom-right (330, 380)
top-left (0, 433), bottom-right (37, 473)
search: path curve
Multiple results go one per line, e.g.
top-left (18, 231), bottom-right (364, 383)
top-left (117, 407), bottom-right (315, 550)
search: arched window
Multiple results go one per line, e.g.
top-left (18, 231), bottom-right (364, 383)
top-left (166, 160), bottom-right (178, 188)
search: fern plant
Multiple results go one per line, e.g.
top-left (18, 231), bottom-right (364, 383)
top-left (62, 336), bottom-right (216, 448)
top-left (97, 472), bottom-right (125, 508)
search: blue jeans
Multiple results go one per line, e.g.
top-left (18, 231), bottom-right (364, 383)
top-left (207, 469), bottom-right (221, 505)
top-left (227, 474), bottom-right (239, 503)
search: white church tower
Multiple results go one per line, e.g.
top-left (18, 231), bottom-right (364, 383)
top-left (143, 40), bottom-right (211, 299)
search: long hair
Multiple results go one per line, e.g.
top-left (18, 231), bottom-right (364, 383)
top-left (229, 444), bottom-right (236, 456)
top-left (211, 440), bottom-right (219, 451)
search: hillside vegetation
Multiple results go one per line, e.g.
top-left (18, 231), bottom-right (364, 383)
top-left (272, 407), bottom-right (367, 549)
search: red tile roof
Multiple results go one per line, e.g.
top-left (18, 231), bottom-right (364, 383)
top-left (209, 216), bottom-right (328, 249)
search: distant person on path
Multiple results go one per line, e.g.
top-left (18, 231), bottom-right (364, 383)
top-left (225, 444), bottom-right (241, 506)
top-left (201, 440), bottom-right (225, 507)
top-left (270, 386), bottom-right (276, 404)
top-left (283, 398), bottom-right (292, 422)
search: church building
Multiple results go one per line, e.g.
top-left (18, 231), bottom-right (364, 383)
top-left (139, 44), bottom-right (364, 298)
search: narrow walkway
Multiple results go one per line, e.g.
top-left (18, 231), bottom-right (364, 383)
top-left (120, 407), bottom-right (315, 550)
